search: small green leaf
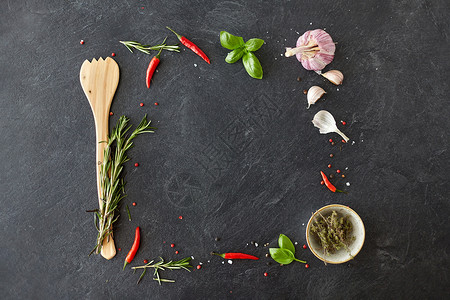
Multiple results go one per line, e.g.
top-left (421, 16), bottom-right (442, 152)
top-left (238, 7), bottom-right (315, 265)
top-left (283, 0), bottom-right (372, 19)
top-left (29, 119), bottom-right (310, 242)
top-left (225, 48), bottom-right (245, 63)
top-left (245, 38), bottom-right (264, 51)
top-left (278, 234), bottom-right (295, 255)
top-left (220, 31), bottom-right (245, 50)
top-left (242, 52), bottom-right (263, 79)
top-left (269, 248), bottom-right (295, 265)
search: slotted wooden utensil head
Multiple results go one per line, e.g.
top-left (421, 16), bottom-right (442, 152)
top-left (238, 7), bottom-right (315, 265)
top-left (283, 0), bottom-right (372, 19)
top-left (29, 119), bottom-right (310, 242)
top-left (80, 57), bottom-right (119, 260)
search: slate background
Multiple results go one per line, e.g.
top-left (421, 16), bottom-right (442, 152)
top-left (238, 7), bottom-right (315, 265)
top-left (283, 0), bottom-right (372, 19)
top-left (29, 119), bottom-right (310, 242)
top-left (1, 0), bottom-right (449, 299)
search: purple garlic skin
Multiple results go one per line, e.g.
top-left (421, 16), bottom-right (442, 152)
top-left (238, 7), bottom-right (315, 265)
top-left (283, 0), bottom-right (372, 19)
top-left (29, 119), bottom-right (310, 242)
top-left (287, 29), bottom-right (336, 71)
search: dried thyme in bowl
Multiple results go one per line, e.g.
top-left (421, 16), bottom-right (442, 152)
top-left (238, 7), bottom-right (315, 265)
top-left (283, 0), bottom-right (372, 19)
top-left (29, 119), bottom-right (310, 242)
top-left (310, 210), bottom-right (355, 256)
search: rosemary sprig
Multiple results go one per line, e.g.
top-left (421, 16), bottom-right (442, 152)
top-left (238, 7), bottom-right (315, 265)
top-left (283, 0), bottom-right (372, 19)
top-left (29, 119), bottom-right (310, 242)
top-left (132, 257), bottom-right (192, 285)
top-left (89, 115), bottom-right (155, 256)
top-left (119, 40), bottom-right (180, 54)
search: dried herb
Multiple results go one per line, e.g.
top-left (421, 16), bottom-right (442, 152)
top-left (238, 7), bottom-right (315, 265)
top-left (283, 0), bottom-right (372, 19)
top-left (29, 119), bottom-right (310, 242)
top-left (132, 257), bottom-right (192, 285)
top-left (310, 211), bottom-right (355, 257)
top-left (89, 115), bottom-right (155, 256)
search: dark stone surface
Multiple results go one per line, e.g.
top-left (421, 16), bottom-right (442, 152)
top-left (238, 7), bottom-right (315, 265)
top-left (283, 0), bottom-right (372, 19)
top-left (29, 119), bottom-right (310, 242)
top-left (1, 0), bottom-right (449, 299)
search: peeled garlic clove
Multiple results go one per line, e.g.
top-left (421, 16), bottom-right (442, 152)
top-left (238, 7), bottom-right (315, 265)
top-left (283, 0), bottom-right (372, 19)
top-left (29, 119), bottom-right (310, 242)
top-left (307, 86), bottom-right (326, 109)
top-left (312, 110), bottom-right (349, 142)
top-left (285, 29), bottom-right (335, 71)
top-left (322, 70), bottom-right (344, 85)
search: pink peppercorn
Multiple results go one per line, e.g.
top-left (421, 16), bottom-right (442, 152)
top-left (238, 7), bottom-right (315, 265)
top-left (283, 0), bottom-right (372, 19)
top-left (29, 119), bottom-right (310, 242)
top-left (140, 103), bottom-right (144, 107)
top-left (264, 272), bottom-right (268, 277)
top-left (134, 163), bottom-right (139, 167)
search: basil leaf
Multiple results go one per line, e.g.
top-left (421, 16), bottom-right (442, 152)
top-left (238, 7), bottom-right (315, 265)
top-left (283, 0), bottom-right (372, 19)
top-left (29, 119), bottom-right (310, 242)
top-left (220, 31), bottom-right (245, 50)
top-left (225, 48), bottom-right (245, 63)
top-left (242, 52), bottom-right (263, 79)
top-left (245, 38), bottom-right (264, 51)
top-left (278, 234), bottom-right (296, 255)
top-left (269, 248), bottom-right (295, 265)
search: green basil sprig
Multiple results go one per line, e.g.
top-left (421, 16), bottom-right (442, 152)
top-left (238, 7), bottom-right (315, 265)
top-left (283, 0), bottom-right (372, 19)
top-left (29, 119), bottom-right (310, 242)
top-left (269, 234), bottom-right (307, 265)
top-left (220, 31), bottom-right (264, 79)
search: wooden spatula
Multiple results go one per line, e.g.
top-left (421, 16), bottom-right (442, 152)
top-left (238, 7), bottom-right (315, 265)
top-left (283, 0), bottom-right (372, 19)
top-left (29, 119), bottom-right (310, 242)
top-left (80, 57), bottom-right (119, 260)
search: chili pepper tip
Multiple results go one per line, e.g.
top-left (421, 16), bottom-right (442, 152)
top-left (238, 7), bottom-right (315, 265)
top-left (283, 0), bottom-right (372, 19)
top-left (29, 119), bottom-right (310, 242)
top-left (123, 260), bottom-right (128, 270)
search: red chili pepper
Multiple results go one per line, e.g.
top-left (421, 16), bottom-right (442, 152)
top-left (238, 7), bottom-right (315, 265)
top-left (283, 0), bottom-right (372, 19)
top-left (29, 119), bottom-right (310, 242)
top-left (320, 171), bottom-right (346, 193)
top-left (146, 39), bottom-right (165, 88)
top-left (166, 27), bottom-right (210, 64)
top-left (123, 227), bottom-right (140, 270)
top-left (211, 252), bottom-right (259, 260)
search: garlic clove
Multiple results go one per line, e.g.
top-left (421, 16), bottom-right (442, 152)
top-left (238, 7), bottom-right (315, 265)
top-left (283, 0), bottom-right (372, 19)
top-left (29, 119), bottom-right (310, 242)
top-left (322, 70), bottom-right (344, 85)
top-left (306, 86), bottom-right (326, 109)
top-left (312, 110), bottom-right (349, 142)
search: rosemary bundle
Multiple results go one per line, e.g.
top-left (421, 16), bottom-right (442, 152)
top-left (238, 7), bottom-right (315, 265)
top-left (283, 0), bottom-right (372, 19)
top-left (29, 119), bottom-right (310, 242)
top-left (132, 257), bottom-right (192, 285)
top-left (310, 211), bottom-right (355, 257)
top-left (90, 115), bottom-right (155, 256)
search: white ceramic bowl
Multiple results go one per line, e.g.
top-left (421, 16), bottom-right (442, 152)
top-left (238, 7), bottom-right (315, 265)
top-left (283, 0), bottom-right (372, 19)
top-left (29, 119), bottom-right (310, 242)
top-left (306, 204), bottom-right (365, 264)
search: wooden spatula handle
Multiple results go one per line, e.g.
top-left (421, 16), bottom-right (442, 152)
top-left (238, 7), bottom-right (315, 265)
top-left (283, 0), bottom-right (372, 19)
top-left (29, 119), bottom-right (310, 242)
top-left (94, 101), bottom-right (116, 260)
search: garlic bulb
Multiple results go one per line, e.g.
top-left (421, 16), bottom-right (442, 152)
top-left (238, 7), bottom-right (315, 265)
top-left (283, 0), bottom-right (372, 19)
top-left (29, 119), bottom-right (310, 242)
top-left (307, 86), bottom-right (326, 109)
top-left (322, 70), bottom-right (344, 85)
top-left (312, 110), bottom-right (349, 142)
top-left (285, 29), bottom-right (335, 71)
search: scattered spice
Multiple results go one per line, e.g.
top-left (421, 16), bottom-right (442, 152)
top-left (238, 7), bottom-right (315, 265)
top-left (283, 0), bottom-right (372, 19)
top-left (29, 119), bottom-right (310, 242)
top-left (329, 154), bottom-right (334, 158)
top-left (303, 89), bottom-right (308, 95)
top-left (123, 227), bottom-right (141, 270)
top-left (132, 202), bottom-right (136, 206)
top-left (331, 142), bottom-right (335, 146)
top-left (328, 164), bottom-right (332, 168)
top-left (303, 244), bottom-right (307, 249)
top-left (175, 251), bottom-right (179, 254)
top-left (171, 244), bottom-right (175, 248)
top-left (196, 265), bottom-right (202, 270)
top-left (264, 272), bottom-right (268, 277)
top-left (320, 180), bottom-right (324, 185)
top-left (341, 174), bottom-right (345, 178)
top-left (154, 102), bottom-right (159, 106)
top-left (144, 259), bottom-right (148, 264)
top-left (342, 121), bottom-right (346, 125)
top-left (215, 237), bottom-right (221, 241)
top-left (111, 53), bottom-right (116, 57)
top-left (329, 139), bottom-right (333, 143)
top-left (134, 163), bottom-right (139, 167)
top-left (329, 174), bottom-right (334, 179)
top-left (310, 210), bottom-right (355, 256)
top-left (211, 252), bottom-right (259, 260)
top-left (265, 253), bottom-right (270, 257)
top-left (140, 103), bottom-right (144, 107)
top-left (80, 40), bottom-right (84, 45)
top-left (336, 169), bottom-right (341, 173)
top-left (167, 27), bottom-right (211, 64)
top-left (305, 264), bottom-right (310, 268)
top-left (297, 76), bottom-right (302, 81)
top-left (178, 216), bottom-right (183, 220)
top-left (109, 112), bottom-right (114, 116)
top-left (118, 248), bottom-right (121, 251)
